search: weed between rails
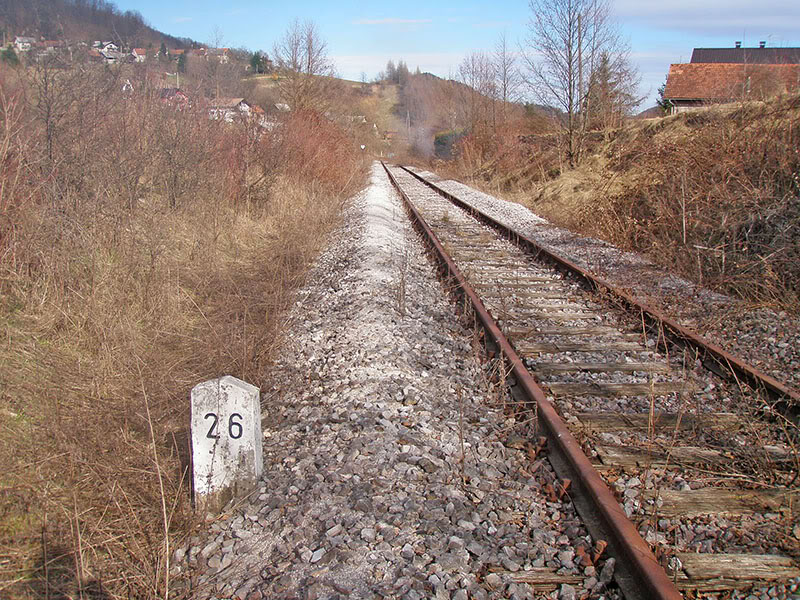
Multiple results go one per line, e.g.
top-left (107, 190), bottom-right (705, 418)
top-left (0, 66), bottom-right (367, 598)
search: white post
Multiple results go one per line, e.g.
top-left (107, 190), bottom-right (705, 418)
top-left (191, 376), bottom-right (262, 515)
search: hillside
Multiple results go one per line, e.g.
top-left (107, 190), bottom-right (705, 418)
top-left (487, 96), bottom-right (800, 311)
top-left (1, 0), bottom-right (193, 49)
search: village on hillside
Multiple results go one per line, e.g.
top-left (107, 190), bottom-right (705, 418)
top-left (2, 34), bottom-right (389, 140)
top-left (7, 34), bottom-right (257, 68)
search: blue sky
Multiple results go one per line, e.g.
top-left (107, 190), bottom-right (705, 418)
top-left (112, 0), bottom-right (800, 108)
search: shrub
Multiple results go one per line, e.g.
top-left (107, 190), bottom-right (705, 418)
top-left (0, 62), bottom-right (367, 598)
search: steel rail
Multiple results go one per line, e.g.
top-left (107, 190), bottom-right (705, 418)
top-left (381, 162), bottom-right (684, 600)
top-left (399, 165), bottom-right (800, 409)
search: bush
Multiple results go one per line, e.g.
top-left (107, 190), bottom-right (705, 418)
top-left (0, 63), bottom-right (367, 598)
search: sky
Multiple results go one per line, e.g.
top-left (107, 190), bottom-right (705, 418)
top-left (111, 0), bottom-right (800, 108)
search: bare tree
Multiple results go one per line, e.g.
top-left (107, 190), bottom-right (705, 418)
top-left (493, 31), bottom-right (521, 125)
top-left (272, 19), bottom-right (336, 112)
top-left (458, 51), bottom-right (496, 133)
top-left (523, 0), bottom-right (638, 166)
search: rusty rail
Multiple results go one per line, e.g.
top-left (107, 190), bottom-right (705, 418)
top-left (381, 162), bottom-right (684, 600)
top-left (399, 165), bottom-right (800, 409)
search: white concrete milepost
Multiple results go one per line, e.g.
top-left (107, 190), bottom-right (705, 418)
top-left (191, 376), bottom-right (262, 515)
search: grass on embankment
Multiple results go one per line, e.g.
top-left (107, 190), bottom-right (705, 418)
top-left (0, 66), bottom-right (367, 599)
top-left (447, 94), bottom-right (800, 313)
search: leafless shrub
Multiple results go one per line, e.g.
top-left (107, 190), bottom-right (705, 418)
top-left (587, 95), bottom-right (800, 308)
top-left (0, 59), bottom-right (367, 599)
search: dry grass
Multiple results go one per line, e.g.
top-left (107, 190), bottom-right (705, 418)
top-left (447, 94), bottom-right (800, 313)
top-left (0, 63), bottom-right (367, 598)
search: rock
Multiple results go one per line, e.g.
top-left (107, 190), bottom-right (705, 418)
top-left (437, 553), bottom-right (466, 572)
top-left (200, 541), bottom-right (220, 559)
top-left (310, 548), bottom-right (326, 563)
top-left (501, 557), bottom-right (521, 572)
top-left (559, 583), bottom-right (576, 600)
top-left (557, 548), bottom-right (575, 568)
top-left (599, 557), bottom-right (615, 585)
top-left (326, 524), bottom-right (343, 538)
top-left (418, 458), bottom-right (440, 473)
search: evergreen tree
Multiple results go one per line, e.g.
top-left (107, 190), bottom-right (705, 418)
top-left (1, 46), bottom-right (20, 67)
top-left (177, 52), bottom-right (186, 73)
top-left (250, 52), bottom-right (263, 74)
top-left (386, 60), bottom-right (396, 83)
top-left (656, 79), bottom-right (672, 115)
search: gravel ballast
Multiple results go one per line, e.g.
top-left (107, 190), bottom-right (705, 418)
top-left (172, 164), bottom-right (609, 600)
top-left (421, 172), bottom-right (800, 393)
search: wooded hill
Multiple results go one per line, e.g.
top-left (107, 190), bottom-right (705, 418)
top-left (1, 0), bottom-right (192, 49)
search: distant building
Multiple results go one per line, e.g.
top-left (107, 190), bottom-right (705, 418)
top-left (663, 43), bottom-right (800, 113)
top-left (208, 48), bottom-right (229, 63)
top-left (208, 97), bottom-right (251, 122)
top-left (160, 88), bottom-right (190, 109)
top-left (132, 48), bottom-right (147, 63)
top-left (14, 36), bottom-right (36, 52)
top-left (99, 48), bottom-right (125, 64)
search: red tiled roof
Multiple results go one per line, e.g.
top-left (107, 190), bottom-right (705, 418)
top-left (664, 63), bottom-right (800, 101)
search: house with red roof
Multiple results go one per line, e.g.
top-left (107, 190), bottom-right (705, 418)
top-left (663, 43), bottom-right (800, 113)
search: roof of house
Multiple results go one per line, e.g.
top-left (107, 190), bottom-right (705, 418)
top-left (171, 49), bottom-right (185, 55)
top-left (691, 47), bottom-right (800, 65)
top-left (160, 87), bottom-right (187, 99)
top-left (133, 48), bottom-right (146, 54)
top-left (210, 97), bottom-right (247, 109)
top-left (664, 62), bottom-right (800, 101)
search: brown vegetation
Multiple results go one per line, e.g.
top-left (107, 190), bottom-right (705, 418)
top-left (1, 0), bottom-right (189, 50)
top-left (446, 94), bottom-right (800, 312)
top-left (0, 58), bottom-right (366, 598)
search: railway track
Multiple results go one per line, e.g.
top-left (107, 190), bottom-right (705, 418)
top-left (382, 163), bottom-right (800, 600)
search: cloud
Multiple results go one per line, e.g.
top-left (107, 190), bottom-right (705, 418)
top-left (352, 18), bottom-right (432, 26)
top-left (173, 17), bottom-right (193, 24)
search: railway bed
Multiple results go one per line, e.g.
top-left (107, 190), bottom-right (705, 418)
top-left (171, 163), bottom-right (798, 600)
top-left (383, 163), bottom-right (800, 599)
